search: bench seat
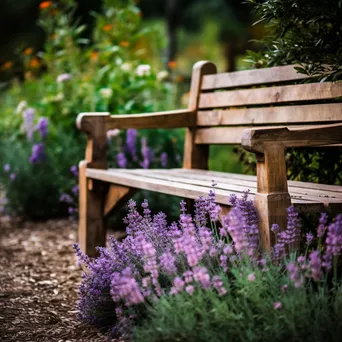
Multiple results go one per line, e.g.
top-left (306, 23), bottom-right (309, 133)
top-left (86, 168), bottom-right (342, 214)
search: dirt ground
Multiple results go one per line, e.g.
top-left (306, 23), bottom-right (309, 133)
top-left (0, 216), bottom-right (120, 342)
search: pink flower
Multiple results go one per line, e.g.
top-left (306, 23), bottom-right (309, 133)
top-left (273, 301), bottom-right (282, 310)
top-left (185, 285), bottom-right (195, 295)
top-left (247, 273), bottom-right (256, 282)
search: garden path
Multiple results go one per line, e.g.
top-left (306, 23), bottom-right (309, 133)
top-left (0, 217), bottom-right (121, 342)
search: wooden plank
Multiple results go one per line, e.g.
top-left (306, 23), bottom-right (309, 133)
top-left (199, 81), bottom-right (342, 109)
top-left (104, 184), bottom-right (135, 216)
top-left (201, 65), bottom-right (308, 90)
top-left (86, 168), bottom-right (326, 213)
top-left (242, 123), bottom-right (342, 153)
top-left (197, 103), bottom-right (342, 127)
top-left (105, 109), bottom-right (195, 130)
top-left (177, 168), bottom-right (342, 193)
top-left (79, 161), bottom-right (107, 257)
top-left (122, 169), bottom-right (342, 203)
top-left (194, 125), bottom-right (319, 144)
top-left (183, 61), bottom-right (217, 170)
top-left (139, 169), bottom-right (342, 200)
top-left (86, 168), bottom-right (244, 204)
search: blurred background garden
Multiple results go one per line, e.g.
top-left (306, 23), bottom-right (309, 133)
top-left (0, 0), bottom-right (341, 222)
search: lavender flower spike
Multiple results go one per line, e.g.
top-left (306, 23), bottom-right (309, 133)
top-left (36, 117), bottom-right (48, 138)
top-left (29, 143), bottom-right (45, 163)
top-left (3, 164), bottom-right (10, 172)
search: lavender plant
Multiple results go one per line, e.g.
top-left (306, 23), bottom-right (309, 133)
top-left (74, 190), bottom-right (342, 341)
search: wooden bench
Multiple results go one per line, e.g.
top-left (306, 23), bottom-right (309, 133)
top-left (76, 61), bottom-right (342, 256)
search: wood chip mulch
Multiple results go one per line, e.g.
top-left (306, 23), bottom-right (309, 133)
top-left (0, 217), bottom-right (121, 342)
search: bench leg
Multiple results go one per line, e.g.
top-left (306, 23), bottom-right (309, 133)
top-left (78, 161), bottom-right (107, 257)
top-left (254, 193), bottom-right (291, 252)
top-left (254, 145), bottom-right (291, 252)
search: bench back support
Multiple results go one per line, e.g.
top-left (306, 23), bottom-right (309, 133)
top-left (192, 62), bottom-right (342, 145)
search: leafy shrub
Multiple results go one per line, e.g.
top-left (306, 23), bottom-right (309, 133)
top-left (0, 0), bottom-right (182, 218)
top-left (239, 0), bottom-right (342, 186)
top-left (75, 190), bottom-right (342, 341)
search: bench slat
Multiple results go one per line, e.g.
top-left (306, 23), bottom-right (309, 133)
top-left (195, 125), bottom-right (324, 144)
top-left (177, 168), bottom-right (342, 193)
top-left (197, 103), bottom-right (342, 127)
top-left (140, 169), bottom-right (342, 200)
top-left (201, 65), bottom-right (308, 90)
top-left (125, 169), bottom-right (342, 203)
top-left (85, 168), bottom-right (342, 212)
top-left (199, 82), bottom-right (342, 109)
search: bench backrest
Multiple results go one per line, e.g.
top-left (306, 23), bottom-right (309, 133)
top-left (191, 62), bottom-right (342, 145)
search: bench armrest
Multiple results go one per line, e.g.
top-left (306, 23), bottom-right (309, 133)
top-left (241, 123), bottom-right (342, 154)
top-left (76, 109), bottom-right (195, 133)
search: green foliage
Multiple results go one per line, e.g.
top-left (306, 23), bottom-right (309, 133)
top-left (0, 0), bottom-right (180, 219)
top-left (134, 264), bottom-right (342, 342)
top-left (245, 0), bottom-right (342, 81)
top-left (240, 0), bottom-right (342, 185)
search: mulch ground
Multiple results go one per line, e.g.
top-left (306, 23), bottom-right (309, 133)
top-left (0, 216), bottom-right (120, 342)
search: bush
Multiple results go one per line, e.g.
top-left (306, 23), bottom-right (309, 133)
top-left (74, 190), bottom-right (342, 341)
top-left (240, 0), bottom-right (342, 186)
top-left (0, 0), bottom-right (182, 219)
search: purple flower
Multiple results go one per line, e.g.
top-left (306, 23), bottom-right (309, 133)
top-left (70, 165), bottom-right (78, 177)
top-left (22, 108), bottom-right (35, 140)
top-left (159, 250), bottom-right (176, 274)
top-left (36, 117), bottom-right (48, 138)
top-left (3, 164), bottom-right (10, 172)
top-left (185, 285), bottom-right (195, 295)
top-left (68, 207), bottom-right (75, 215)
top-left (29, 143), bottom-right (45, 163)
top-left (247, 273), bottom-right (256, 282)
top-left (325, 214), bottom-right (342, 257)
top-left (57, 73), bottom-right (72, 83)
top-left (317, 212), bottom-right (328, 238)
top-left (285, 206), bottom-right (301, 249)
top-left (171, 277), bottom-right (185, 295)
top-left (72, 185), bottom-right (79, 195)
top-left (116, 152), bottom-right (127, 168)
top-left (212, 275), bottom-right (227, 295)
top-left (309, 250), bottom-right (322, 281)
top-left (10, 173), bottom-right (16, 180)
top-left (60, 193), bottom-right (73, 203)
top-left (306, 232), bottom-right (314, 245)
top-left (160, 152), bottom-right (168, 167)
top-left (274, 301), bottom-right (282, 310)
top-left (140, 138), bottom-right (154, 169)
top-left (126, 129), bottom-right (137, 161)
top-left (193, 266), bottom-right (211, 289)
top-left (287, 262), bottom-right (303, 287)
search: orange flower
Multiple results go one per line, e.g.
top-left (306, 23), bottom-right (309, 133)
top-left (24, 48), bottom-right (33, 56)
top-left (39, 1), bottom-right (52, 9)
top-left (168, 60), bottom-right (177, 69)
top-left (119, 41), bottom-right (129, 47)
top-left (2, 61), bottom-right (13, 70)
top-left (103, 24), bottom-right (113, 32)
top-left (29, 58), bottom-right (40, 69)
top-left (90, 51), bottom-right (99, 61)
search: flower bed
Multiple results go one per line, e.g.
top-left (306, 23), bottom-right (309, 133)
top-left (75, 190), bottom-right (342, 341)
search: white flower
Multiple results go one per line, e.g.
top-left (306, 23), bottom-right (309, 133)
top-left (99, 88), bottom-right (113, 99)
top-left (136, 64), bottom-right (151, 77)
top-left (157, 70), bottom-right (169, 81)
top-left (106, 129), bottom-right (121, 139)
top-left (121, 62), bottom-right (132, 72)
top-left (54, 93), bottom-right (64, 102)
top-left (16, 100), bottom-right (27, 114)
top-left (57, 73), bottom-right (72, 83)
